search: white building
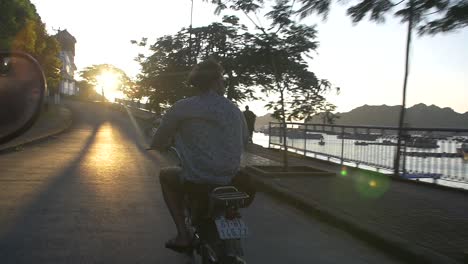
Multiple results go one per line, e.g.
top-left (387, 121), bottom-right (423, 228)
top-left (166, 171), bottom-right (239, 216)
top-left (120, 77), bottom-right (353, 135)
top-left (55, 30), bottom-right (78, 95)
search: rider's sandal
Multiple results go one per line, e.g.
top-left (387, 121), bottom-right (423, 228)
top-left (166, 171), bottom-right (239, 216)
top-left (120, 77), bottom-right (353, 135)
top-left (165, 239), bottom-right (191, 253)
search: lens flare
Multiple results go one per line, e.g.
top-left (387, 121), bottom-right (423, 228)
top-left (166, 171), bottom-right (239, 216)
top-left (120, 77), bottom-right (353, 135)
top-left (354, 172), bottom-right (390, 199)
top-left (340, 166), bottom-right (348, 176)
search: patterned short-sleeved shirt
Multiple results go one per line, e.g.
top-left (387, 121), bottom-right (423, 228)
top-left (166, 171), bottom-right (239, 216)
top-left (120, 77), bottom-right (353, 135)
top-left (150, 91), bottom-right (249, 185)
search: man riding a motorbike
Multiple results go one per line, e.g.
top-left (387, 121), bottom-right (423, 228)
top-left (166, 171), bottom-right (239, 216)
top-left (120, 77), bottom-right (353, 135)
top-left (149, 59), bottom-right (249, 253)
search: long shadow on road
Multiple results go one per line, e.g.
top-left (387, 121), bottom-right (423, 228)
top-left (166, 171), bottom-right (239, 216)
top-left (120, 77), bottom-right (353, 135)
top-left (0, 101), bottom-right (185, 263)
top-left (0, 103), bottom-right (102, 262)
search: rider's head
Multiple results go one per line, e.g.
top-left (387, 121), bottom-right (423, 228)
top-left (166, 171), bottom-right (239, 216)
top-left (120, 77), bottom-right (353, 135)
top-left (245, 106), bottom-right (249, 111)
top-left (188, 59), bottom-right (225, 95)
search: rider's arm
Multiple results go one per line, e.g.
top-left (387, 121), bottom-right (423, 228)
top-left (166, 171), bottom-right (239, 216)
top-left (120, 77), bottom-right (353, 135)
top-left (149, 106), bottom-right (180, 150)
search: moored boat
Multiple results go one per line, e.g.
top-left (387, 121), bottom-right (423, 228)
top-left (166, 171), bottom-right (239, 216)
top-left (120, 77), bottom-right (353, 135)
top-left (456, 143), bottom-right (468, 161)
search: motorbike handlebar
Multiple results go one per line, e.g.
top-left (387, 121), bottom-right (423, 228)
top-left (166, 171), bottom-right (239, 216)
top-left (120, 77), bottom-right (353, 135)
top-left (145, 146), bottom-right (182, 163)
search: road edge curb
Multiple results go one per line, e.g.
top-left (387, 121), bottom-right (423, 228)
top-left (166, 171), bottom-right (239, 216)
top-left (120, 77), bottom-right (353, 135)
top-left (0, 106), bottom-right (73, 155)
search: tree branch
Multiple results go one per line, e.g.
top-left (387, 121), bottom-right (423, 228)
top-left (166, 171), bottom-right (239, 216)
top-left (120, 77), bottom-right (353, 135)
top-left (421, 9), bottom-right (444, 17)
top-left (275, 0), bottom-right (297, 34)
top-left (254, 11), bottom-right (265, 29)
top-left (242, 10), bottom-right (266, 33)
top-left (392, 0), bottom-right (406, 7)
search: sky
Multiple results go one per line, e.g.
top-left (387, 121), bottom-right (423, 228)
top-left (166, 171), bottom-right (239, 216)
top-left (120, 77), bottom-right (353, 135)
top-left (31, 0), bottom-right (468, 116)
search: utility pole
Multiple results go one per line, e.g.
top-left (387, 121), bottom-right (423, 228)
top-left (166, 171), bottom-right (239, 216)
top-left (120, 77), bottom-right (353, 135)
top-left (188, 0), bottom-right (194, 66)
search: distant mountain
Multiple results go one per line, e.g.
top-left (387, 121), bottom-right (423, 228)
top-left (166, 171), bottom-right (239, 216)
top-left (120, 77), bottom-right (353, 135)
top-left (333, 104), bottom-right (468, 128)
top-left (256, 104), bottom-right (468, 129)
top-left (254, 114), bottom-right (278, 130)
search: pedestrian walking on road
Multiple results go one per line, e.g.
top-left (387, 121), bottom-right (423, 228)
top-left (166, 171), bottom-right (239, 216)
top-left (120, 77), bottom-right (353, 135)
top-left (243, 106), bottom-right (256, 143)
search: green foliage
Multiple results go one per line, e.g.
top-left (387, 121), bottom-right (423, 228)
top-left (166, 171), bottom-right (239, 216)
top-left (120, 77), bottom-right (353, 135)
top-left (133, 16), bottom-right (258, 113)
top-left (135, 7), bottom-right (336, 119)
top-left (208, 0), bottom-right (339, 170)
top-left (419, 1), bottom-right (468, 34)
top-left (0, 0), bottom-right (62, 93)
top-left (133, 33), bottom-right (193, 113)
top-left (0, 0), bottom-right (37, 51)
top-left (35, 23), bottom-right (62, 94)
top-left (76, 80), bottom-right (96, 100)
top-left (211, 0), bottom-right (468, 34)
top-left (315, 103), bottom-right (340, 124)
top-left (211, 0), bottom-right (337, 123)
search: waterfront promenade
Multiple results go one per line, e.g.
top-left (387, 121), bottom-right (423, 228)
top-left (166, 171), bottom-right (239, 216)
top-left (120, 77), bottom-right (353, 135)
top-left (243, 143), bottom-right (468, 263)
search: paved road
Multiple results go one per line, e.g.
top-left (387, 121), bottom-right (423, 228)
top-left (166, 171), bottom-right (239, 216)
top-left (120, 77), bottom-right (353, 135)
top-left (0, 101), bottom-right (401, 263)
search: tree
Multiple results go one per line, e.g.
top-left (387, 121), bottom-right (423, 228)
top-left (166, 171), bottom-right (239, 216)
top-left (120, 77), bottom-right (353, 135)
top-left (317, 103), bottom-right (340, 124)
top-left (419, 2), bottom-right (468, 34)
top-left (78, 64), bottom-right (134, 101)
top-left (133, 16), bottom-right (258, 114)
top-left (292, 0), bottom-right (465, 175)
top-left (209, 0), bottom-right (338, 170)
top-left (297, 0), bottom-right (468, 35)
top-left (132, 35), bottom-right (193, 114)
top-left (211, 0), bottom-right (466, 175)
top-left (210, 0), bottom-right (468, 34)
top-left (0, 0), bottom-right (37, 51)
top-left (304, 103), bottom-right (340, 124)
top-left (0, 0), bottom-right (62, 93)
top-left (76, 80), bottom-right (96, 100)
top-left (35, 22), bottom-right (62, 94)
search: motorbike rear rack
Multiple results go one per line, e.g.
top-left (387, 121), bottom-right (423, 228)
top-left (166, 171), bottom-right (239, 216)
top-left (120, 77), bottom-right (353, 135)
top-left (210, 186), bottom-right (250, 208)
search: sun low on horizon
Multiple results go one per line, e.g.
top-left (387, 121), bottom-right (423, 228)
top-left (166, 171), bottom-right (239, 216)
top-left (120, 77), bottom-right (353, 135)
top-left (95, 70), bottom-right (124, 102)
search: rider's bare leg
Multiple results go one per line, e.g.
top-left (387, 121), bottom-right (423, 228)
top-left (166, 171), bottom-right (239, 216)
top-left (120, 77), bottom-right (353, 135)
top-left (160, 170), bottom-right (190, 246)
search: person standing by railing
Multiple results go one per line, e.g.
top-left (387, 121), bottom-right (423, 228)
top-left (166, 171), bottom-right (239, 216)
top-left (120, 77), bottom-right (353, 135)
top-left (243, 105), bottom-right (256, 143)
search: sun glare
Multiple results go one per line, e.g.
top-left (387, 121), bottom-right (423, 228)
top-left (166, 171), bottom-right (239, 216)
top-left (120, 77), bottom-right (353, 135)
top-left (96, 71), bottom-right (123, 102)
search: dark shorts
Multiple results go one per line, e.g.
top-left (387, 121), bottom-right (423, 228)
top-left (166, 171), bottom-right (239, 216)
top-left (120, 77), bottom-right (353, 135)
top-left (159, 167), bottom-right (185, 192)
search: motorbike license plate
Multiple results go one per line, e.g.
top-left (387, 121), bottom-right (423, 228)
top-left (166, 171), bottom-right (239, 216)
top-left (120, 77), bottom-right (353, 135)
top-left (215, 217), bottom-right (249, 240)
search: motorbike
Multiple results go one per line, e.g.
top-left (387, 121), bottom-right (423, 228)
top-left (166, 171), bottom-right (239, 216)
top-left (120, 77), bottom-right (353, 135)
top-left (167, 147), bottom-right (252, 264)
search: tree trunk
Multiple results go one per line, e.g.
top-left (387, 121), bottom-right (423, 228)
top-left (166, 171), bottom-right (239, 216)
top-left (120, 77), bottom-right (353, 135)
top-left (188, 0), bottom-right (194, 66)
top-left (279, 90), bottom-right (289, 171)
top-left (394, 0), bottom-right (413, 176)
top-left (268, 45), bottom-right (288, 171)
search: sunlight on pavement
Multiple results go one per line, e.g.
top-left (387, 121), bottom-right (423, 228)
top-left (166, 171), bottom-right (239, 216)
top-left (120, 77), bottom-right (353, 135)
top-left (123, 106), bottom-right (146, 145)
top-left (88, 124), bottom-right (114, 162)
top-left (82, 122), bottom-right (135, 197)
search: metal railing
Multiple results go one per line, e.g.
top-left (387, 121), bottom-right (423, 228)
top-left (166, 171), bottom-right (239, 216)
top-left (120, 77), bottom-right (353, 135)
top-left (115, 98), bottom-right (155, 113)
top-left (266, 122), bottom-right (468, 184)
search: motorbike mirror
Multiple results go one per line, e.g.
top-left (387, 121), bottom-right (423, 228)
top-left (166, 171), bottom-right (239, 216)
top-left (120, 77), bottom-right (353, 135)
top-left (0, 52), bottom-right (46, 144)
